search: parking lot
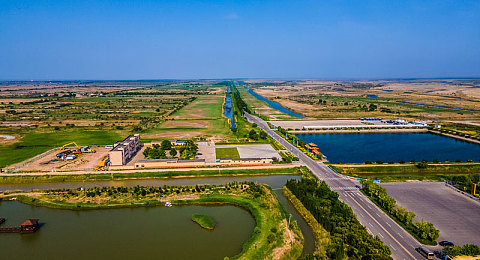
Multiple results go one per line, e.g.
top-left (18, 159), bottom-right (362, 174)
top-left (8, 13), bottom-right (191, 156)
top-left (381, 182), bottom-right (480, 246)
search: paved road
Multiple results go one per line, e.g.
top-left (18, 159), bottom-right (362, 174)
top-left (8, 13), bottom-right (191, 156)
top-left (245, 113), bottom-right (424, 260)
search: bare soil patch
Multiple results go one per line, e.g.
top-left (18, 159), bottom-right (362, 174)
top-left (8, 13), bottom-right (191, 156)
top-left (143, 131), bottom-right (206, 139)
top-left (20, 147), bottom-right (111, 172)
top-left (162, 120), bottom-right (209, 128)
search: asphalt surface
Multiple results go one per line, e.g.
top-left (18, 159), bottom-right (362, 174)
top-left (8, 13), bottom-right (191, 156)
top-left (245, 113), bottom-right (424, 260)
top-left (382, 182), bottom-right (480, 246)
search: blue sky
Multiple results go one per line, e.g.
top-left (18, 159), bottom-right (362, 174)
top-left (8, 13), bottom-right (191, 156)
top-left (0, 0), bottom-right (479, 79)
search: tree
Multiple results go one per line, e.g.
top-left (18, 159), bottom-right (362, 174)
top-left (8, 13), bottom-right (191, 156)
top-left (259, 130), bottom-right (267, 139)
top-left (161, 140), bottom-right (172, 150)
top-left (170, 148), bottom-right (177, 157)
top-left (249, 130), bottom-right (259, 140)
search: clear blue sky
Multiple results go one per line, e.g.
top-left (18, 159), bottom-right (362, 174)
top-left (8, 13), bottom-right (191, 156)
top-left (1, 0), bottom-right (479, 80)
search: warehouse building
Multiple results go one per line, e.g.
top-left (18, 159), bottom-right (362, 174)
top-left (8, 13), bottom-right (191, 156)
top-left (109, 134), bottom-right (142, 166)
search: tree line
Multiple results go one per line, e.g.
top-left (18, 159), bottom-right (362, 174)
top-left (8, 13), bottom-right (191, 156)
top-left (360, 180), bottom-right (439, 244)
top-left (286, 178), bottom-right (392, 259)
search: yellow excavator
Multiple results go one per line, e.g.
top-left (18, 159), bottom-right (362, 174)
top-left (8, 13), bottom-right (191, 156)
top-left (61, 142), bottom-right (81, 150)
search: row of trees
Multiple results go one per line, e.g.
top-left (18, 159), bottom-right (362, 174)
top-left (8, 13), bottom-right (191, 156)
top-left (360, 180), bottom-right (439, 243)
top-left (286, 178), bottom-right (392, 259)
top-left (443, 244), bottom-right (480, 257)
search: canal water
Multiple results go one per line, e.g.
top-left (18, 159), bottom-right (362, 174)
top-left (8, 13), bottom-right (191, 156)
top-left (247, 88), bottom-right (304, 117)
top-left (224, 86), bottom-right (236, 129)
top-left (296, 132), bottom-right (480, 163)
top-left (0, 202), bottom-right (254, 260)
top-left (0, 175), bottom-right (316, 257)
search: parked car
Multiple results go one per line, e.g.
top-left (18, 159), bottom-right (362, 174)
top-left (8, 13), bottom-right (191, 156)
top-left (439, 241), bottom-right (454, 247)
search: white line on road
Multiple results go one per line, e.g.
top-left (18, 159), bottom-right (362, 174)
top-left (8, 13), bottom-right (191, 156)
top-left (369, 222), bottom-right (373, 227)
top-left (391, 245), bottom-right (397, 251)
top-left (399, 234), bottom-right (404, 239)
top-left (386, 222), bottom-right (392, 227)
top-left (379, 233), bottom-right (384, 238)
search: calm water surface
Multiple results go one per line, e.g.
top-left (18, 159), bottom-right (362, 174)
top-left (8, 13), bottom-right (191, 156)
top-left (297, 132), bottom-right (480, 163)
top-left (247, 89), bottom-right (304, 117)
top-left (0, 202), bottom-right (254, 260)
top-left (0, 175), bottom-right (316, 257)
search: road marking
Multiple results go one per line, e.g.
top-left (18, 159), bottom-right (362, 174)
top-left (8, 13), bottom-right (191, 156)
top-left (399, 234), bottom-right (404, 239)
top-left (367, 205), bottom-right (372, 209)
top-left (379, 233), bottom-right (384, 238)
top-left (359, 213), bottom-right (364, 218)
top-left (391, 245), bottom-right (397, 251)
top-left (376, 213), bottom-right (380, 217)
top-left (345, 193), bottom-right (416, 260)
top-left (386, 222), bottom-right (392, 227)
top-left (369, 222), bottom-right (373, 227)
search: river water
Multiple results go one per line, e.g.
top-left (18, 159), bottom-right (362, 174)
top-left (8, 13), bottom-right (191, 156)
top-left (247, 88), bottom-right (304, 118)
top-left (0, 175), bottom-right (316, 257)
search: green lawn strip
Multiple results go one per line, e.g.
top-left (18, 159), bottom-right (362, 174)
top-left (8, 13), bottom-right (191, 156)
top-left (332, 164), bottom-right (480, 181)
top-left (11, 183), bottom-right (303, 260)
top-left (0, 167), bottom-right (303, 184)
top-left (0, 129), bottom-right (121, 168)
top-left (215, 147), bottom-right (240, 159)
top-left (191, 214), bottom-right (215, 230)
top-left (283, 186), bottom-right (330, 258)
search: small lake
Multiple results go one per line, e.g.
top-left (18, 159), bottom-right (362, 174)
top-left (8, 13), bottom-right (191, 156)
top-left (0, 201), bottom-right (254, 260)
top-left (296, 132), bottom-right (480, 163)
top-left (247, 89), bottom-right (304, 117)
top-left (224, 89), bottom-right (236, 129)
top-left (0, 175), bottom-right (316, 256)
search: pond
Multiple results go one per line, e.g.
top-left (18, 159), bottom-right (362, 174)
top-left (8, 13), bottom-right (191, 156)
top-left (0, 175), bottom-right (316, 256)
top-left (0, 201), bottom-right (254, 260)
top-left (247, 88), bottom-right (304, 117)
top-left (296, 132), bottom-right (480, 163)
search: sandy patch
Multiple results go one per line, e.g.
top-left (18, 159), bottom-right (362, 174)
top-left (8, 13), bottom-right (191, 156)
top-left (162, 120), bottom-right (209, 128)
top-left (143, 131), bottom-right (206, 139)
top-left (20, 147), bottom-right (111, 172)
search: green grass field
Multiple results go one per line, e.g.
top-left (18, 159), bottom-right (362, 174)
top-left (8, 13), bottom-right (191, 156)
top-left (0, 129), bottom-right (120, 168)
top-left (215, 147), bottom-right (240, 159)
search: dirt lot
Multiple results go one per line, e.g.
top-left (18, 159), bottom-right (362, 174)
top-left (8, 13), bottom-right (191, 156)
top-left (161, 120), bottom-right (210, 128)
top-left (20, 147), bottom-right (111, 171)
top-left (143, 131), bottom-right (207, 139)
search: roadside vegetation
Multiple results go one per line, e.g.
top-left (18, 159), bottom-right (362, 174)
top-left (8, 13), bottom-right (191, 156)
top-left (285, 170), bottom-right (392, 259)
top-left (443, 244), bottom-right (480, 258)
top-left (4, 182), bottom-right (303, 260)
top-left (361, 180), bottom-right (439, 245)
top-left (332, 164), bottom-right (480, 182)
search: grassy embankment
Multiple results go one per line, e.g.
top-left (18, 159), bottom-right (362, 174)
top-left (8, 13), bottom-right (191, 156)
top-left (283, 186), bottom-right (330, 258)
top-left (332, 164), bottom-right (480, 182)
top-left (215, 147), bottom-right (240, 159)
top-left (5, 182), bottom-right (303, 260)
top-left (191, 214), bottom-right (215, 230)
top-left (0, 166), bottom-right (304, 184)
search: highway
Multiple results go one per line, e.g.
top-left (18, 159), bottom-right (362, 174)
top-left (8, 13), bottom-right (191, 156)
top-left (245, 113), bottom-right (424, 260)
